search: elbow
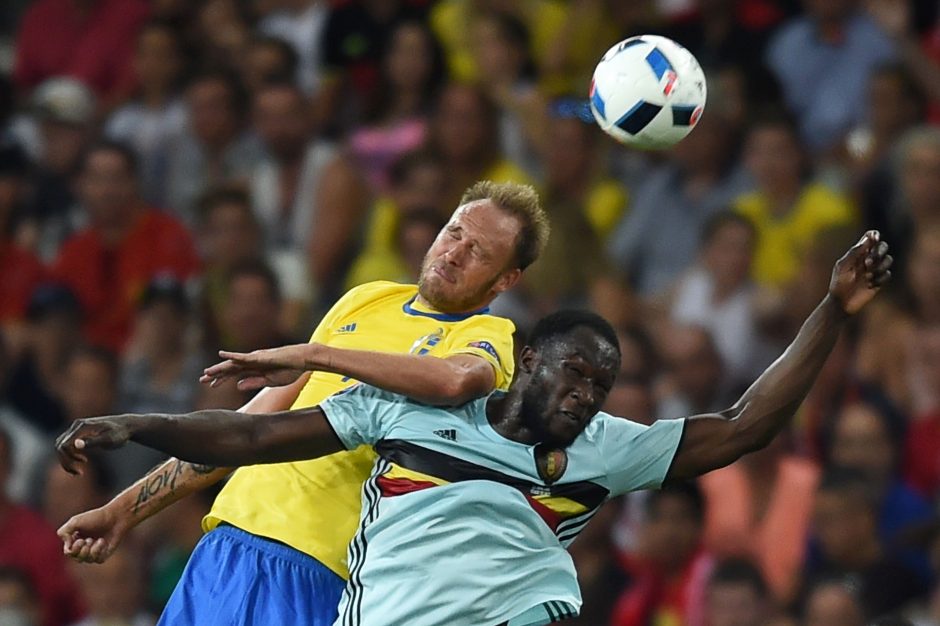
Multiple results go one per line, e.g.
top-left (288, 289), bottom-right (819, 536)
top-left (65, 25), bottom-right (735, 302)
top-left (434, 369), bottom-right (489, 406)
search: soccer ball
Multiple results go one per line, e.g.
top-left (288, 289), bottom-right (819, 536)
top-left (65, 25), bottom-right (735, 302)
top-left (589, 35), bottom-right (707, 149)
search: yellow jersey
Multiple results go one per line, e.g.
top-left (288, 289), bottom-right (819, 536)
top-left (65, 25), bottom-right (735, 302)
top-left (733, 183), bottom-right (856, 288)
top-left (203, 281), bottom-right (516, 578)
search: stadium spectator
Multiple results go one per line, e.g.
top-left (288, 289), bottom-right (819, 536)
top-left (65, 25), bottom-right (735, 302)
top-left (515, 113), bottom-right (622, 320)
top-left (20, 78), bottom-right (96, 261)
top-left (471, 11), bottom-right (548, 178)
top-left (657, 325), bottom-right (733, 419)
top-left (904, 325), bottom-right (940, 497)
top-left (13, 0), bottom-right (149, 106)
top-left (426, 82), bottom-right (532, 211)
top-left (192, 187), bottom-right (264, 350)
top-left (164, 71), bottom-right (261, 222)
top-left (733, 111), bottom-right (856, 291)
top-left (119, 277), bottom-right (201, 416)
top-left (346, 19), bottom-right (443, 192)
top-left (60, 346), bottom-right (163, 491)
top-left (611, 481), bottom-right (713, 626)
top-left (0, 566), bottom-right (42, 626)
top-left (69, 546), bottom-right (155, 626)
top-left (670, 211), bottom-right (775, 389)
top-left (0, 143), bottom-right (44, 329)
top-left (255, 0), bottom-right (328, 95)
top-left (0, 428), bottom-right (85, 626)
top-left (825, 397), bottom-right (933, 580)
top-left (699, 436), bottom-right (820, 604)
top-left (704, 558), bottom-right (774, 626)
top-left (0, 336), bottom-right (46, 505)
top-left (802, 468), bottom-right (926, 619)
top-left (52, 141), bottom-right (199, 352)
top-left (241, 36), bottom-right (300, 97)
top-left (802, 578), bottom-right (866, 626)
top-left (608, 111), bottom-right (749, 298)
top-left (765, 0), bottom-right (896, 153)
top-left (192, 0), bottom-right (252, 73)
top-left (217, 261), bottom-right (288, 353)
top-left (857, 225), bottom-right (940, 415)
top-left (104, 21), bottom-right (187, 207)
top-left (344, 149), bottom-right (446, 290)
top-left (315, 0), bottom-right (429, 134)
top-left (4, 285), bottom-right (80, 434)
top-left (41, 454), bottom-right (113, 532)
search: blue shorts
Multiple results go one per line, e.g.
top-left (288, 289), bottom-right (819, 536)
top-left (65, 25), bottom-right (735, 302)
top-left (158, 525), bottom-right (345, 626)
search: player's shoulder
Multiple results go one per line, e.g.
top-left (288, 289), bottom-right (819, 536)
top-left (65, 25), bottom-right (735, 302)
top-left (333, 280), bottom-right (417, 311)
top-left (455, 310), bottom-right (516, 334)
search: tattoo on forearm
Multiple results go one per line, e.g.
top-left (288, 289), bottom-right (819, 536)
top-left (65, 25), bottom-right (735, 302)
top-left (132, 461), bottom-right (217, 514)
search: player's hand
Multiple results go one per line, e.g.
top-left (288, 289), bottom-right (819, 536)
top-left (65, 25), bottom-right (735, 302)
top-left (200, 344), bottom-right (312, 391)
top-left (829, 230), bottom-right (892, 316)
top-left (55, 417), bottom-right (133, 475)
top-left (58, 505), bottom-right (131, 564)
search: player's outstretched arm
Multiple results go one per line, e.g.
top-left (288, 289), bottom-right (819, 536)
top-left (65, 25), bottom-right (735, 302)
top-left (666, 231), bottom-right (892, 481)
top-left (57, 374), bottom-right (310, 564)
top-left (56, 405), bottom-right (345, 472)
top-left (202, 344), bottom-right (496, 406)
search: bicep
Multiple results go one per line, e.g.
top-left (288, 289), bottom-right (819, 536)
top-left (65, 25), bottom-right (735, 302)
top-left (665, 411), bottom-right (741, 482)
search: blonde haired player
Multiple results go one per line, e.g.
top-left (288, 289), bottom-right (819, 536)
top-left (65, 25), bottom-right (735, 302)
top-left (58, 181), bottom-right (549, 626)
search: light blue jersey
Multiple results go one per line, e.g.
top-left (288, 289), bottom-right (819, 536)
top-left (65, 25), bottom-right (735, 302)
top-left (321, 385), bottom-right (686, 626)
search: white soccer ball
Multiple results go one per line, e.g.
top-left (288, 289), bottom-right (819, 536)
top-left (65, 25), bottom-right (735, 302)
top-left (589, 35), bottom-right (707, 150)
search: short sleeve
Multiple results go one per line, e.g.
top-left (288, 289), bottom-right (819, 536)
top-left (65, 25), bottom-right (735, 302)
top-left (440, 316), bottom-right (516, 391)
top-left (596, 416), bottom-right (686, 496)
top-left (319, 384), bottom-right (404, 450)
top-left (306, 282), bottom-right (377, 344)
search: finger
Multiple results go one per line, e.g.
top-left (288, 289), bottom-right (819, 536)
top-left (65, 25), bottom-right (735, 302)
top-left (89, 537), bottom-right (109, 562)
top-left (875, 240), bottom-right (889, 259)
top-left (57, 443), bottom-right (87, 475)
top-left (236, 377), bottom-right (267, 391)
top-left (74, 540), bottom-right (94, 562)
top-left (873, 269), bottom-right (892, 287)
top-left (203, 360), bottom-right (240, 377)
top-left (877, 254), bottom-right (894, 273)
top-left (218, 350), bottom-right (252, 361)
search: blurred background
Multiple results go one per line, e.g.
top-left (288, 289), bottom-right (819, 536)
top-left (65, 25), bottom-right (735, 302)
top-left (0, 0), bottom-right (939, 624)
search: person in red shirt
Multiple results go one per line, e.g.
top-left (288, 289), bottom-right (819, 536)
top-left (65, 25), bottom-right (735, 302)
top-left (0, 427), bottom-right (85, 626)
top-left (13, 0), bottom-right (150, 106)
top-left (905, 325), bottom-right (940, 498)
top-left (0, 143), bottom-right (45, 326)
top-left (611, 482), bottom-right (713, 626)
top-left (52, 141), bottom-right (199, 353)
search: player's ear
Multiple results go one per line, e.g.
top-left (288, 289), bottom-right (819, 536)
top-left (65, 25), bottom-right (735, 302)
top-left (493, 268), bottom-right (522, 295)
top-left (519, 346), bottom-right (537, 374)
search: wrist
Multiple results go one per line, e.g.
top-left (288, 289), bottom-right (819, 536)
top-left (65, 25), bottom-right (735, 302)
top-left (823, 293), bottom-right (852, 320)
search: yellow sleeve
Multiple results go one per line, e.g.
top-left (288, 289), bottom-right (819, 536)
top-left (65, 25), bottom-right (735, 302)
top-left (440, 316), bottom-right (516, 391)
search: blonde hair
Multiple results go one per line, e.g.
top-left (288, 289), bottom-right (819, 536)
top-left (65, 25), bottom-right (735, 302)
top-left (459, 180), bottom-right (550, 270)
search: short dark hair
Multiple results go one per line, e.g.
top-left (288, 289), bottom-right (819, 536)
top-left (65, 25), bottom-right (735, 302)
top-left (251, 35), bottom-right (299, 81)
top-left (79, 139), bottom-right (140, 177)
top-left (227, 260), bottom-right (281, 304)
top-left (745, 105), bottom-right (801, 139)
top-left (459, 180), bottom-right (549, 270)
top-left (195, 185), bottom-right (256, 226)
top-left (527, 310), bottom-right (620, 359)
top-left (700, 210), bottom-right (756, 247)
top-left (67, 344), bottom-right (119, 382)
top-left (708, 558), bottom-right (768, 598)
top-left (646, 480), bottom-right (706, 524)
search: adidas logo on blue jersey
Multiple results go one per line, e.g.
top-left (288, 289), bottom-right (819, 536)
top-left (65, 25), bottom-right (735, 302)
top-left (433, 429), bottom-right (457, 441)
top-left (336, 323), bottom-right (357, 334)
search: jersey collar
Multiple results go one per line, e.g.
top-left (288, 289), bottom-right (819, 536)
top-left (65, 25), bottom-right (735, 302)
top-left (402, 295), bottom-right (490, 322)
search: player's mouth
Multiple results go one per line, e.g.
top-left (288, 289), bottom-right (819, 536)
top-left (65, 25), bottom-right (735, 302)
top-left (560, 410), bottom-right (581, 424)
top-left (432, 266), bottom-right (456, 283)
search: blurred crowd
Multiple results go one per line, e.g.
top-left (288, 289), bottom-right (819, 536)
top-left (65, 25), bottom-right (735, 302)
top-left (0, 0), bottom-right (940, 625)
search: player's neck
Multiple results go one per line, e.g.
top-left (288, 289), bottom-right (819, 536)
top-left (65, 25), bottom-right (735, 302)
top-left (413, 293), bottom-right (487, 316)
top-left (485, 393), bottom-right (540, 445)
